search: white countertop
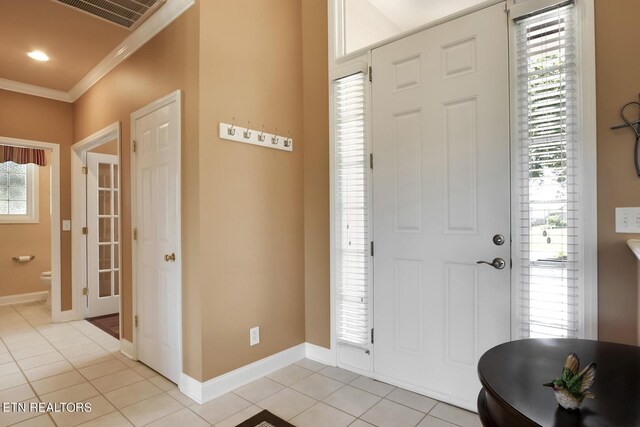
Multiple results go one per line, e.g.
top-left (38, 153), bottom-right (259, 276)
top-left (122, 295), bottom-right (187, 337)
top-left (627, 239), bottom-right (640, 260)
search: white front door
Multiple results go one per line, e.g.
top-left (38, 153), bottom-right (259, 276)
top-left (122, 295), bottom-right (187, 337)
top-left (86, 152), bottom-right (120, 317)
top-left (133, 93), bottom-right (181, 383)
top-left (372, 4), bottom-right (510, 409)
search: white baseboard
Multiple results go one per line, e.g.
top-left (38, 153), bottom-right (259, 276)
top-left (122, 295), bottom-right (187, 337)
top-left (179, 373), bottom-right (204, 404)
top-left (305, 342), bottom-right (336, 366)
top-left (120, 339), bottom-right (136, 360)
top-left (0, 291), bottom-right (47, 307)
top-left (179, 343), bottom-right (306, 404)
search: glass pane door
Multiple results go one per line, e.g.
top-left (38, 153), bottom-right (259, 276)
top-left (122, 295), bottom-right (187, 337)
top-left (96, 162), bottom-right (119, 298)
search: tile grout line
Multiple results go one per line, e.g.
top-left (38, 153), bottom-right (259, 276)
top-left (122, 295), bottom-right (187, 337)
top-left (4, 302), bottom-right (139, 426)
top-left (45, 311), bottom-right (161, 427)
top-left (4, 304), bottom-right (474, 427)
top-left (229, 364), bottom-right (468, 427)
top-left (58, 317), bottom-right (206, 426)
top-left (1, 303), bottom-right (59, 426)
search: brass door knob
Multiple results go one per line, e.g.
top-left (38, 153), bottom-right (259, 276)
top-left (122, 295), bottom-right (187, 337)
top-left (164, 253), bottom-right (176, 262)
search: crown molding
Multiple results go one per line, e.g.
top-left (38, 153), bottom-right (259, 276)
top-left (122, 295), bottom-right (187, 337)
top-left (0, 78), bottom-right (72, 102)
top-left (68, 0), bottom-right (195, 102)
top-left (0, 0), bottom-right (195, 104)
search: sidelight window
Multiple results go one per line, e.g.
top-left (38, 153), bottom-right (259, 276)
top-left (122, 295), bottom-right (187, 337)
top-left (335, 72), bottom-right (370, 347)
top-left (513, 2), bottom-right (584, 339)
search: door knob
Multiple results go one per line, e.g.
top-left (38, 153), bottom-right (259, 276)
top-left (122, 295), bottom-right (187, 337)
top-left (477, 258), bottom-right (506, 270)
top-left (164, 253), bottom-right (176, 262)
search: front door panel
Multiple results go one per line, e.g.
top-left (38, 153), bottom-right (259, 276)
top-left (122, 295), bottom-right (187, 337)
top-left (372, 3), bottom-right (510, 409)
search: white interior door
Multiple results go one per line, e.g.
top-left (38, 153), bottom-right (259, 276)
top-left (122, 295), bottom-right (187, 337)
top-left (134, 94), bottom-right (181, 383)
top-left (372, 4), bottom-right (510, 410)
top-left (87, 152), bottom-right (120, 317)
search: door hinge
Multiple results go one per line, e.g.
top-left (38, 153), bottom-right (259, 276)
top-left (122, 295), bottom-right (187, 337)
top-left (133, 228), bottom-right (137, 240)
top-left (370, 153), bottom-right (374, 169)
top-left (82, 227), bottom-right (88, 235)
top-left (134, 315), bottom-right (139, 328)
top-left (370, 241), bottom-right (374, 256)
top-left (368, 65), bottom-right (373, 83)
top-left (81, 166), bottom-right (88, 175)
top-left (371, 328), bottom-right (374, 344)
top-left (82, 287), bottom-right (88, 296)
top-left (132, 140), bottom-right (137, 153)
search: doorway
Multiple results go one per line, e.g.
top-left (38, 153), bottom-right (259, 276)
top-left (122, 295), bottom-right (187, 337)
top-left (71, 123), bottom-right (122, 337)
top-left (0, 137), bottom-right (61, 319)
top-left (131, 91), bottom-right (182, 383)
top-left (371, 3), bottom-right (510, 409)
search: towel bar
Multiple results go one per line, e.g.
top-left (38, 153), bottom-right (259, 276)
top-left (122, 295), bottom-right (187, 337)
top-left (12, 255), bottom-right (35, 262)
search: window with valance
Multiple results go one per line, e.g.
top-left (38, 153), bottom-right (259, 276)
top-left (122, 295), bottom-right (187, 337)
top-left (0, 145), bottom-right (46, 223)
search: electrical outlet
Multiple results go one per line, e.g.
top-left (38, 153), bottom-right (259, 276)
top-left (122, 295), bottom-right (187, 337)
top-left (62, 220), bottom-right (71, 231)
top-left (250, 327), bottom-right (260, 346)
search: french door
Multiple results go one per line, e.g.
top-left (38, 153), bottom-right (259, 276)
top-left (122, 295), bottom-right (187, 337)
top-left (371, 3), bottom-right (510, 409)
top-left (86, 152), bottom-right (120, 317)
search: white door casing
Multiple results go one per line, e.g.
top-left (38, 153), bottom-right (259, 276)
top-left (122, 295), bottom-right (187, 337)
top-left (372, 3), bottom-right (510, 410)
top-left (86, 152), bottom-right (120, 317)
top-left (132, 92), bottom-right (182, 383)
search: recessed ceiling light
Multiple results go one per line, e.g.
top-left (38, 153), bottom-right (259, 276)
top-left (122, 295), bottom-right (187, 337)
top-left (27, 51), bottom-right (49, 62)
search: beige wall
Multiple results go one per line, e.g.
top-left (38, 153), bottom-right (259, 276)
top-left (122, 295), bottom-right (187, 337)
top-left (198, 0), bottom-right (305, 380)
top-left (73, 4), bottom-right (201, 380)
top-left (88, 139), bottom-right (118, 156)
top-left (75, 0), bottom-right (308, 381)
top-left (345, 0), bottom-right (401, 54)
top-left (595, 0), bottom-right (640, 345)
top-left (0, 90), bottom-right (74, 309)
top-left (0, 153), bottom-right (51, 297)
top-left (302, 0), bottom-right (331, 348)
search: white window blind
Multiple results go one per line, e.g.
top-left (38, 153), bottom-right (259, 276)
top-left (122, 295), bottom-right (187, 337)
top-left (514, 3), bottom-right (582, 339)
top-left (335, 72), bottom-right (369, 347)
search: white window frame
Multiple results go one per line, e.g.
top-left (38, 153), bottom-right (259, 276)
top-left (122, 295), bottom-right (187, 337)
top-left (0, 162), bottom-right (39, 224)
top-left (330, 59), bottom-right (375, 373)
top-left (330, 0), bottom-right (506, 63)
top-left (508, 0), bottom-right (598, 340)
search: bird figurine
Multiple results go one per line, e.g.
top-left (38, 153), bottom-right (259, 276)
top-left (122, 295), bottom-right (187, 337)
top-left (543, 353), bottom-right (597, 410)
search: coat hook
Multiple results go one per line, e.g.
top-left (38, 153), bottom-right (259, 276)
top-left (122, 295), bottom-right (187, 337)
top-left (284, 131), bottom-right (292, 148)
top-left (272, 129), bottom-right (279, 145)
top-left (228, 117), bottom-right (236, 136)
top-left (258, 125), bottom-right (266, 142)
top-left (243, 121), bottom-right (252, 139)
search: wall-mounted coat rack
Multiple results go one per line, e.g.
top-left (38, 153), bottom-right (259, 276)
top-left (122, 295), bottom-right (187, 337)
top-left (611, 93), bottom-right (640, 176)
top-left (219, 120), bottom-right (293, 152)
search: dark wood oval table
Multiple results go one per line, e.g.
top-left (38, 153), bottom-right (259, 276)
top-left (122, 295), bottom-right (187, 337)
top-left (477, 339), bottom-right (640, 427)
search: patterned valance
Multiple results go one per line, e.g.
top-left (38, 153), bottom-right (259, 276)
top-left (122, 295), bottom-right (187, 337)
top-left (0, 145), bottom-right (47, 166)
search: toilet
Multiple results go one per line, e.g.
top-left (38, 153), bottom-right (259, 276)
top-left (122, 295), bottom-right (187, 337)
top-left (40, 271), bottom-right (51, 306)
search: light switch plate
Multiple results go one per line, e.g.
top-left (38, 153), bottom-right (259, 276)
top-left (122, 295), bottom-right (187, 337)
top-left (62, 220), bottom-right (71, 231)
top-left (615, 208), bottom-right (640, 233)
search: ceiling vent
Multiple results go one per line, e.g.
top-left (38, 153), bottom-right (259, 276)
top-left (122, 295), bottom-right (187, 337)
top-left (54, 0), bottom-right (165, 30)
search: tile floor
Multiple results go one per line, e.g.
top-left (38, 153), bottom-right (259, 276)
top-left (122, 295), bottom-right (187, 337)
top-left (0, 301), bottom-right (481, 427)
